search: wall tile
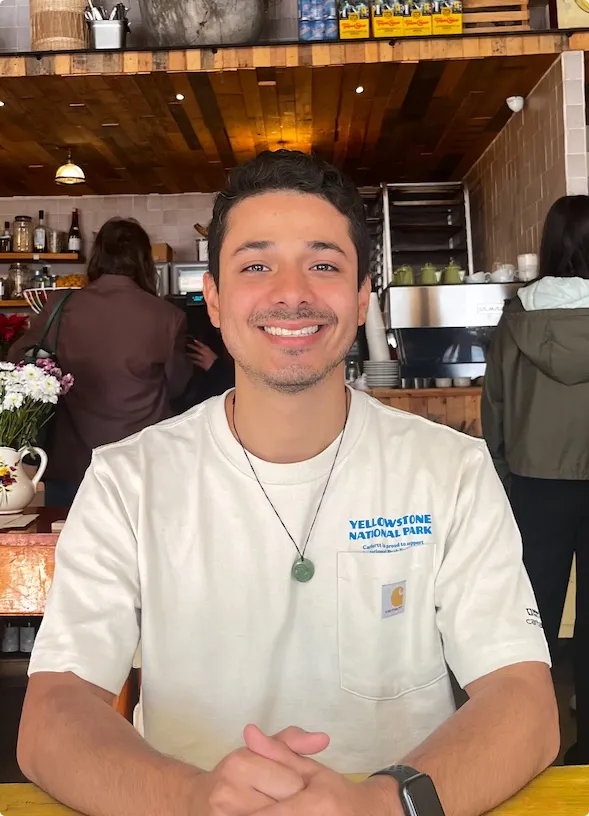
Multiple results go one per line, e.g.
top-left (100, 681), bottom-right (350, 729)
top-left (567, 176), bottom-right (589, 195)
top-left (566, 153), bottom-right (587, 178)
top-left (566, 104), bottom-right (585, 129)
top-left (566, 127), bottom-right (586, 154)
top-left (562, 51), bottom-right (584, 81)
top-left (465, 58), bottom-right (566, 270)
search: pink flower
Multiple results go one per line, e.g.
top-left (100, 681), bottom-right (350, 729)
top-left (60, 373), bottom-right (74, 395)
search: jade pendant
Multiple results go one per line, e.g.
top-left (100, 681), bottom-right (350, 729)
top-left (291, 557), bottom-right (315, 583)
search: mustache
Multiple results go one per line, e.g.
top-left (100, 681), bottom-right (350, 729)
top-left (249, 307), bottom-right (338, 326)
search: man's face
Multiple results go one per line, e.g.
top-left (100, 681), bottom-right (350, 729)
top-left (205, 191), bottom-right (370, 394)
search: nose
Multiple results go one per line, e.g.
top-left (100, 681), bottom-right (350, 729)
top-left (269, 263), bottom-right (314, 309)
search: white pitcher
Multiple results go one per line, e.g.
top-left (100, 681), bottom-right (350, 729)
top-left (0, 446), bottom-right (47, 514)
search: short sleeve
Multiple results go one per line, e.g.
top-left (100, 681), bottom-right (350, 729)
top-left (29, 453), bottom-right (140, 695)
top-left (435, 443), bottom-right (550, 690)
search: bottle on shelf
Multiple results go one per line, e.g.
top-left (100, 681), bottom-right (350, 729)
top-left (0, 221), bottom-right (12, 253)
top-left (33, 209), bottom-right (47, 253)
top-left (19, 620), bottom-right (36, 654)
top-left (67, 209), bottom-right (82, 253)
top-left (2, 620), bottom-right (20, 653)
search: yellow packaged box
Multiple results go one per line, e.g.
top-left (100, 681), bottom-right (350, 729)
top-left (403, 0), bottom-right (432, 36)
top-left (372, 1), bottom-right (404, 37)
top-left (432, 0), bottom-right (463, 35)
top-left (338, 1), bottom-right (371, 39)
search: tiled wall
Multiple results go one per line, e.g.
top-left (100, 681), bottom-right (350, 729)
top-left (0, 192), bottom-right (215, 274)
top-left (0, 0), bottom-right (31, 53)
top-left (0, 0), bottom-right (298, 52)
top-left (464, 56), bottom-right (579, 271)
top-left (465, 53), bottom-right (588, 271)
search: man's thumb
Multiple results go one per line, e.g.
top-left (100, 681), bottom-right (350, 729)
top-left (243, 724), bottom-right (329, 771)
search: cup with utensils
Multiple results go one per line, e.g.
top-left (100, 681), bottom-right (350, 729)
top-left (517, 253), bottom-right (539, 282)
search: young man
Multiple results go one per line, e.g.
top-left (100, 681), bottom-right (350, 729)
top-left (18, 150), bottom-right (558, 816)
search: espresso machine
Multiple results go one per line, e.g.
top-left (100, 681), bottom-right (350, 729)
top-left (382, 282), bottom-right (521, 380)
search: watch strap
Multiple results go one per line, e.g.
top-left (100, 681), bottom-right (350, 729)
top-left (371, 764), bottom-right (421, 785)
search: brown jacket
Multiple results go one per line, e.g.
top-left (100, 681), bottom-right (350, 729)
top-left (9, 274), bottom-right (193, 483)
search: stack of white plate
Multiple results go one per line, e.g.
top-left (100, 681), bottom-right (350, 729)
top-left (364, 360), bottom-right (400, 389)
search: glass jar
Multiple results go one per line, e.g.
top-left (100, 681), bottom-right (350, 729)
top-left (12, 216), bottom-right (33, 253)
top-left (7, 262), bottom-right (31, 299)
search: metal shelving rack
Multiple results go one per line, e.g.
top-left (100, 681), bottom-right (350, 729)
top-left (381, 182), bottom-right (474, 289)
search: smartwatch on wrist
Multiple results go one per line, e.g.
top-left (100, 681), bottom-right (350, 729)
top-left (371, 765), bottom-right (446, 816)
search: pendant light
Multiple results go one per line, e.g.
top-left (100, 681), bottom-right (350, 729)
top-left (55, 149), bottom-right (85, 185)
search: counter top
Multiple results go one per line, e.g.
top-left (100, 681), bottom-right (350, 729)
top-left (369, 387), bottom-right (482, 397)
top-left (1, 769), bottom-right (587, 815)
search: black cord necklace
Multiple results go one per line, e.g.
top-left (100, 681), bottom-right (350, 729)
top-left (232, 391), bottom-right (350, 583)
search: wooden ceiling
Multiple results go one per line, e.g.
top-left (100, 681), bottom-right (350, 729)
top-left (0, 53), bottom-right (557, 196)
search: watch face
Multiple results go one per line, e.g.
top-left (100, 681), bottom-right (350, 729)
top-left (402, 775), bottom-right (445, 816)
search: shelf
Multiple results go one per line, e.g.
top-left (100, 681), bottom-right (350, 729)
top-left (0, 253), bottom-right (83, 264)
top-left (0, 300), bottom-right (29, 308)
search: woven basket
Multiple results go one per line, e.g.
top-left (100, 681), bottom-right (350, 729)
top-left (30, 0), bottom-right (88, 51)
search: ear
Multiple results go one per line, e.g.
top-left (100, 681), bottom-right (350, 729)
top-left (204, 273), bottom-right (220, 329)
top-left (357, 276), bottom-right (371, 327)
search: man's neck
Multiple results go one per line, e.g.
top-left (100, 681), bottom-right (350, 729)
top-left (227, 369), bottom-right (349, 464)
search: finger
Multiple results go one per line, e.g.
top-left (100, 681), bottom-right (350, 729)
top-left (257, 789), bottom-right (313, 816)
top-left (214, 750), bottom-right (305, 809)
top-left (274, 726), bottom-right (330, 756)
top-left (243, 725), bottom-right (319, 777)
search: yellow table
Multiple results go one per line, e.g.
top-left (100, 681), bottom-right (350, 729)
top-left (1, 769), bottom-right (588, 816)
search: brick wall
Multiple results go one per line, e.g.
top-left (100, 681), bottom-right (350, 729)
top-left (464, 55), bottom-right (586, 271)
top-left (0, 192), bottom-right (215, 275)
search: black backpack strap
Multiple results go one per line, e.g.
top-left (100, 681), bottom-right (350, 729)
top-left (33, 290), bottom-right (75, 356)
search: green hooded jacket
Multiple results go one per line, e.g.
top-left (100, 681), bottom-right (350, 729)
top-left (482, 276), bottom-right (589, 487)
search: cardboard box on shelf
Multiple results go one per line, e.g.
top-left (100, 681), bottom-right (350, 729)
top-left (338, 1), bottom-right (371, 38)
top-left (432, 0), bottom-right (463, 35)
top-left (403, 0), bottom-right (433, 36)
top-left (151, 243), bottom-right (174, 262)
top-left (372, 1), bottom-right (404, 36)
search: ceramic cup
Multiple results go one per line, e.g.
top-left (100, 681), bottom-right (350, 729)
top-left (465, 271), bottom-right (490, 284)
top-left (490, 265), bottom-right (516, 283)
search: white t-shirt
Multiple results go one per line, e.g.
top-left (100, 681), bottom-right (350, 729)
top-left (30, 389), bottom-right (549, 773)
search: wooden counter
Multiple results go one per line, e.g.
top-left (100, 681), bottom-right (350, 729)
top-left (370, 387), bottom-right (482, 437)
top-left (1, 767), bottom-right (588, 816)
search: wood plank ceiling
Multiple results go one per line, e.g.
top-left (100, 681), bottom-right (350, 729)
top-left (0, 54), bottom-right (556, 196)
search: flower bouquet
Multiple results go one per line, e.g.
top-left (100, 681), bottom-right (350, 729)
top-left (0, 314), bottom-right (29, 359)
top-left (0, 359), bottom-right (73, 512)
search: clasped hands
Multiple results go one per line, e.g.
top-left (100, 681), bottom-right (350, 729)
top-left (196, 723), bottom-right (400, 816)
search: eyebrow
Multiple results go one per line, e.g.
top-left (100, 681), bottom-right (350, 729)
top-left (232, 240), bottom-right (273, 256)
top-left (307, 240), bottom-right (347, 257)
top-left (232, 239), bottom-right (347, 257)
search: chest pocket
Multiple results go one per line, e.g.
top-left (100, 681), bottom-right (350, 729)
top-left (337, 549), bottom-right (446, 700)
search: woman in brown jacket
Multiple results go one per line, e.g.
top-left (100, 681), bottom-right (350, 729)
top-left (9, 217), bottom-right (193, 507)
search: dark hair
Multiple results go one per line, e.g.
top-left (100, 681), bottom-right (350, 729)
top-left (539, 196), bottom-right (589, 280)
top-left (208, 149), bottom-right (370, 289)
top-left (87, 217), bottom-right (158, 295)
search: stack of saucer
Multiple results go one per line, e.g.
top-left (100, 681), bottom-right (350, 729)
top-left (364, 360), bottom-right (400, 389)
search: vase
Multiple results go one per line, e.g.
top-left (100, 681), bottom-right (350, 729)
top-left (0, 446), bottom-right (47, 515)
top-left (138, 0), bottom-right (266, 47)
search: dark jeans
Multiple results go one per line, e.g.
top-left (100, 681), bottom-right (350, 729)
top-left (510, 475), bottom-right (589, 757)
top-left (44, 480), bottom-right (80, 508)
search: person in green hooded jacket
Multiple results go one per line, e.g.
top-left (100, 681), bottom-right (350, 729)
top-left (482, 195), bottom-right (589, 766)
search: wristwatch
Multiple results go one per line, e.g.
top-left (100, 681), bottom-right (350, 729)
top-left (371, 765), bottom-right (446, 816)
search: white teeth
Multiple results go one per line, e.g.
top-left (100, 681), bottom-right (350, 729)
top-left (263, 325), bottom-right (320, 337)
